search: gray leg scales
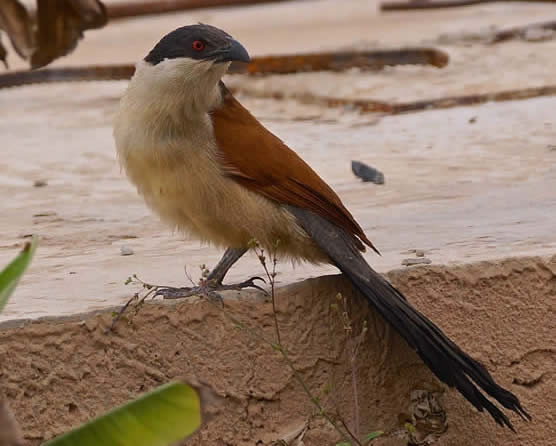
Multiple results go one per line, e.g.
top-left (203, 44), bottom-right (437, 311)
top-left (154, 247), bottom-right (266, 299)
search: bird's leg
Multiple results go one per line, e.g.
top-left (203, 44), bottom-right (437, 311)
top-left (155, 247), bottom-right (265, 299)
top-left (205, 247), bottom-right (249, 285)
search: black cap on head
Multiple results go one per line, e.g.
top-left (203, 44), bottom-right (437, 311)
top-left (144, 24), bottom-right (250, 66)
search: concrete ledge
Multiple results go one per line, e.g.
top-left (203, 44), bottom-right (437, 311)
top-left (1, 254), bottom-right (554, 445)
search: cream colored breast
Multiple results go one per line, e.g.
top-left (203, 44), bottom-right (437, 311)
top-left (114, 99), bottom-right (220, 231)
top-left (113, 65), bottom-right (325, 263)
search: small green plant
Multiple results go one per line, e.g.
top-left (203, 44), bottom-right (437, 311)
top-left (0, 235), bottom-right (38, 313)
top-left (330, 292), bottom-right (383, 446)
top-left (248, 241), bottom-right (383, 446)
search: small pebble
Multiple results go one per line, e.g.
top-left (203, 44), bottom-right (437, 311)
top-left (351, 160), bottom-right (385, 184)
top-left (402, 258), bottom-right (432, 267)
top-left (468, 116), bottom-right (477, 124)
top-left (120, 245), bottom-right (134, 256)
top-left (33, 180), bottom-right (48, 187)
top-left (415, 249), bottom-right (425, 257)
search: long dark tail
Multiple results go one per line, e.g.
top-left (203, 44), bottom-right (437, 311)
top-left (289, 206), bottom-right (530, 430)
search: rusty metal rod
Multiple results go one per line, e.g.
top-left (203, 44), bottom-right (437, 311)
top-left (0, 65), bottom-right (135, 88)
top-left (381, 0), bottom-right (556, 12)
top-left (250, 85), bottom-right (556, 115)
top-left (0, 47), bottom-right (449, 89)
top-left (228, 48), bottom-right (449, 74)
top-left (3, 66), bottom-right (555, 117)
top-left (106, 0), bottom-right (294, 20)
top-left (489, 20), bottom-right (556, 43)
top-left (389, 85), bottom-right (556, 113)
top-left (381, 0), bottom-right (488, 11)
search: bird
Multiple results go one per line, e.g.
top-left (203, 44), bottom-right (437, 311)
top-left (113, 24), bottom-right (530, 430)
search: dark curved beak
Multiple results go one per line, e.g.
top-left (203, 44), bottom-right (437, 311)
top-left (212, 39), bottom-right (250, 64)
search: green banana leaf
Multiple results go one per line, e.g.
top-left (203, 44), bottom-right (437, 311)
top-left (43, 381), bottom-right (203, 446)
top-left (0, 235), bottom-right (38, 313)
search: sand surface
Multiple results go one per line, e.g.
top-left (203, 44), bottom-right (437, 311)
top-left (1, 0), bottom-right (556, 321)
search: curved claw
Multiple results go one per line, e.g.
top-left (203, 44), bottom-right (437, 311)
top-left (242, 276), bottom-right (266, 285)
top-left (154, 286), bottom-right (201, 300)
top-left (236, 276), bottom-right (269, 295)
top-left (216, 276), bottom-right (268, 295)
top-left (154, 275), bottom-right (268, 300)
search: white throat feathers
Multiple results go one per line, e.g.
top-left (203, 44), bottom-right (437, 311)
top-left (124, 59), bottom-right (229, 121)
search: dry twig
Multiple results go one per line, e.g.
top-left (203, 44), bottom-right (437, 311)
top-left (249, 241), bottom-right (363, 446)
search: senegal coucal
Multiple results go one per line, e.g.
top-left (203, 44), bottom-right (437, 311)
top-left (113, 24), bottom-right (529, 430)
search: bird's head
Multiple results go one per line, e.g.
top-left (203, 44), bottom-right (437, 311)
top-left (133, 24), bottom-right (249, 108)
top-left (145, 23), bottom-right (250, 67)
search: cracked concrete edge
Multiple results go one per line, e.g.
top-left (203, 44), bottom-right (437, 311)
top-left (1, 252), bottom-right (553, 332)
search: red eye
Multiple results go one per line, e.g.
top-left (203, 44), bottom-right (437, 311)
top-left (192, 40), bottom-right (205, 51)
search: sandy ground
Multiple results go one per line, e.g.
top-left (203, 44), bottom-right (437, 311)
top-left (1, 0), bottom-right (556, 321)
top-left (1, 256), bottom-right (555, 445)
top-left (1, 1), bottom-right (555, 445)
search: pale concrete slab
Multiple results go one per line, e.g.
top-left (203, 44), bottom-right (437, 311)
top-left (1, 0), bottom-right (555, 321)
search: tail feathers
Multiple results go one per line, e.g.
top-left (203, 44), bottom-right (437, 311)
top-left (346, 267), bottom-right (530, 430)
top-left (288, 206), bottom-right (530, 430)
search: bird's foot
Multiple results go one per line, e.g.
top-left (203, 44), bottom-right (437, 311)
top-left (154, 276), bottom-right (266, 300)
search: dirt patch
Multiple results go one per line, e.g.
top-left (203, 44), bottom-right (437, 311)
top-left (1, 255), bottom-right (554, 445)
